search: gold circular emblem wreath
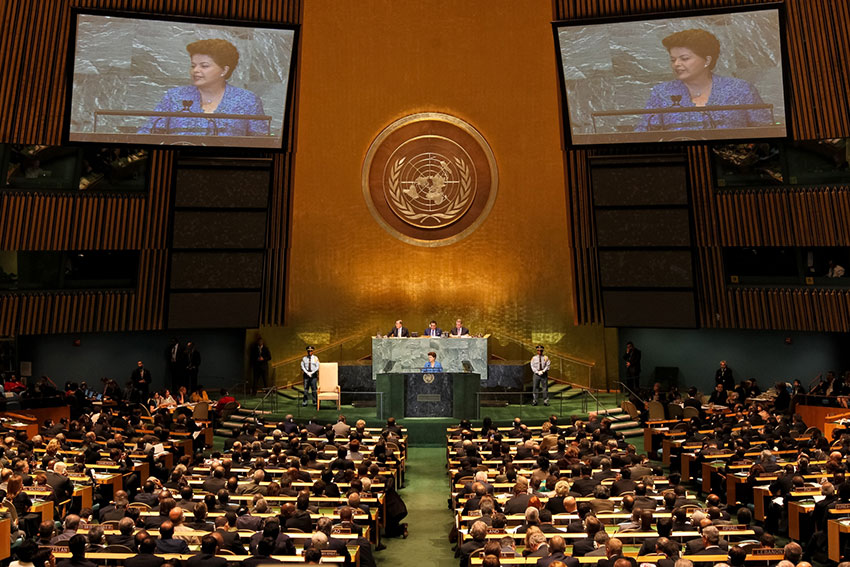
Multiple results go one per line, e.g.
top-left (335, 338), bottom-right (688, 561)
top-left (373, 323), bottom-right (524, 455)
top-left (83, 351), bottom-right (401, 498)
top-left (423, 374), bottom-right (435, 384)
top-left (362, 113), bottom-right (499, 247)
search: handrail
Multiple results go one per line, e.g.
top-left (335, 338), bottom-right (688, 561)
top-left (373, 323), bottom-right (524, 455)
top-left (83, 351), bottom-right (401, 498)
top-left (618, 381), bottom-right (645, 404)
top-left (497, 333), bottom-right (595, 368)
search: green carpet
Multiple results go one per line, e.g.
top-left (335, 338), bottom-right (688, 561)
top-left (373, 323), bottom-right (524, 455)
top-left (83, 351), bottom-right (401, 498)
top-left (376, 447), bottom-right (456, 566)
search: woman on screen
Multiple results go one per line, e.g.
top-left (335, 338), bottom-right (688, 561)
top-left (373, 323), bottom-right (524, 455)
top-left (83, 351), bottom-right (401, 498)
top-left (422, 351), bottom-right (443, 373)
top-left (635, 29), bottom-right (773, 132)
top-left (138, 39), bottom-right (268, 137)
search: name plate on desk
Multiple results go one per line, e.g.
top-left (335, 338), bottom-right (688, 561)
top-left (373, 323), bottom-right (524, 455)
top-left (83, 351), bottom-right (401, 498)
top-left (417, 394), bottom-right (442, 403)
top-left (751, 548), bottom-right (783, 556)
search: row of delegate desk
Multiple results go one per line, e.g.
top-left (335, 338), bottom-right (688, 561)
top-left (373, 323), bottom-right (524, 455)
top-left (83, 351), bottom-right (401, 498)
top-left (645, 419), bottom-right (850, 562)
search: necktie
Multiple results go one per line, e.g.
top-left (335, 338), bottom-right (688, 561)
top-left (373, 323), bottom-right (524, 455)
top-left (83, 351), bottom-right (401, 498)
top-left (307, 357), bottom-right (312, 372)
top-left (539, 355), bottom-right (543, 372)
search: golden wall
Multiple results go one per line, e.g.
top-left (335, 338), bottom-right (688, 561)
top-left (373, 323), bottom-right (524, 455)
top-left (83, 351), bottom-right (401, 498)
top-left (260, 0), bottom-right (617, 386)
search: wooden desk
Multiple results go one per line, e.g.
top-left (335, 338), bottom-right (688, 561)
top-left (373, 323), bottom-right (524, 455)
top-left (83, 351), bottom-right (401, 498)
top-left (0, 518), bottom-right (10, 560)
top-left (789, 500), bottom-right (814, 542)
top-left (828, 519), bottom-right (850, 562)
top-left (29, 499), bottom-right (53, 524)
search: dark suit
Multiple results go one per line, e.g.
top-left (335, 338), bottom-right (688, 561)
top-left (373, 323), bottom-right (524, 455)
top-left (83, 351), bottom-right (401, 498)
top-left (538, 552), bottom-right (579, 567)
top-left (693, 544), bottom-right (726, 556)
top-left (244, 556), bottom-right (283, 567)
top-left (623, 346), bottom-right (642, 392)
top-left (202, 477), bottom-right (227, 494)
top-left (388, 326), bottom-right (410, 338)
top-left (250, 343), bottom-right (272, 394)
top-left (155, 538), bottom-right (190, 554)
top-left (570, 477), bottom-right (599, 496)
top-left (186, 554), bottom-right (228, 567)
top-left (423, 327), bottom-right (443, 337)
top-left (504, 493), bottom-right (533, 514)
top-left (45, 470), bottom-right (74, 502)
top-left (526, 544), bottom-right (549, 558)
top-left (571, 538), bottom-right (596, 557)
top-left (123, 554), bottom-right (164, 567)
top-left (450, 326), bottom-right (470, 336)
top-left (285, 510), bottom-right (313, 533)
top-left (217, 528), bottom-right (248, 554)
top-left (105, 534), bottom-right (137, 550)
top-left (130, 367), bottom-right (153, 398)
top-left (610, 479), bottom-right (637, 496)
top-left (715, 367), bottom-right (735, 391)
top-left (599, 555), bottom-right (638, 567)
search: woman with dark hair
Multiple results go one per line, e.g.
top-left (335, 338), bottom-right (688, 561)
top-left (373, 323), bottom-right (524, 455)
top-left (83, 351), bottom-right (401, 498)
top-left (138, 38), bottom-right (267, 136)
top-left (636, 28), bottom-right (772, 131)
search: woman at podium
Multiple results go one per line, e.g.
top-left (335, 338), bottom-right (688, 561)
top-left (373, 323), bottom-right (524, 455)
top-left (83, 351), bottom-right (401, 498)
top-left (422, 351), bottom-right (443, 373)
top-left (635, 29), bottom-right (772, 132)
top-left (137, 39), bottom-right (268, 136)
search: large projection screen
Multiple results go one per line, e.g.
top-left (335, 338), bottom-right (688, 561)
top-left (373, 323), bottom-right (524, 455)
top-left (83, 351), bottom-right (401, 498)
top-left (67, 12), bottom-right (297, 150)
top-left (554, 5), bottom-right (787, 145)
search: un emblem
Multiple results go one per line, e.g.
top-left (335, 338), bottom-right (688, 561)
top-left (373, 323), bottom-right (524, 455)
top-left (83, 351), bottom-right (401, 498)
top-left (423, 374), bottom-right (435, 384)
top-left (363, 113), bottom-right (498, 246)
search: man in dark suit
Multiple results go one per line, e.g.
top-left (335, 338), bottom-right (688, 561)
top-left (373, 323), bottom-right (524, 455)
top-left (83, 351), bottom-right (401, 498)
top-left (610, 467), bottom-right (636, 496)
top-left (423, 320), bottom-right (443, 337)
top-left (249, 337), bottom-right (272, 395)
top-left (503, 481), bottom-right (533, 514)
top-left (537, 535), bottom-right (578, 567)
top-left (215, 513), bottom-right (248, 554)
top-left (244, 537), bottom-right (283, 567)
top-left (812, 482), bottom-right (838, 532)
top-left (622, 341), bottom-right (642, 394)
top-left (692, 526), bottom-right (725, 556)
top-left (686, 520), bottom-right (729, 554)
top-left (449, 318), bottom-right (470, 336)
top-left (165, 337), bottom-right (185, 392)
top-left (130, 361), bottom-right (152, 400)
top-left (570, 465), bottom-right (599, 496)
top-left (598, 538), bottom-right (638, 567)
top-left (56, 535), bottom-right (97, 567)
top-left (99, 491), bottom-right (129, 522)
top-left (316, 517), bottom-right (352, 566)
top-left (46, 461), bottom-right (74, 503)
top-left (154, 521), bottom-right (190, 554)
top-left (124, 537), bottom-right (164, 567)
top-left (105, 517), bottom-right (137, 550)
top-left (715, 361), bottom-right (735, 391)
top-left (184, 342), bottom-right (202, 391)
top-left (187, 535), bottom-right (229, 567)
top-left (572, 516), bottom-right (603, 557)
top-left (282, 502), bottom-right (312, 533)
top-left (525, 531), bottom-right (549, 558)
top-left (388, 319), bottom-right (410, 338)
top-left (459, 521), bottom-right (488, 567)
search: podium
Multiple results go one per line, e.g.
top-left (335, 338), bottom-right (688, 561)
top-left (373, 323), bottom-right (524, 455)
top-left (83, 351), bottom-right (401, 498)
top-left (376, 372), bottom-right (479, 418)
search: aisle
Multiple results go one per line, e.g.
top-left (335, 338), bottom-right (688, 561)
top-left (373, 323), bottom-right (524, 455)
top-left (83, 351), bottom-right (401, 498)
top-left (378, 447), bottom-right (457, 566)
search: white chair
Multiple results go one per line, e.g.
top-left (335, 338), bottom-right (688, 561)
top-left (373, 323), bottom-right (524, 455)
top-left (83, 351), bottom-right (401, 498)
top-left (317, 362), bottom-right (340, 410)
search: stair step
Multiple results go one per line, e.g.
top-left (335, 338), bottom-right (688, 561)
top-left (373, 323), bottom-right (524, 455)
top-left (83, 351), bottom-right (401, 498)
top-left (610, 420), bottom-right (640, 430)
top-left (236, 408), bottom-right (273, 415)
top-left (620, 428), bottom-right (645, 437)
top-left (594, 407), bottom-right (623, 416)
